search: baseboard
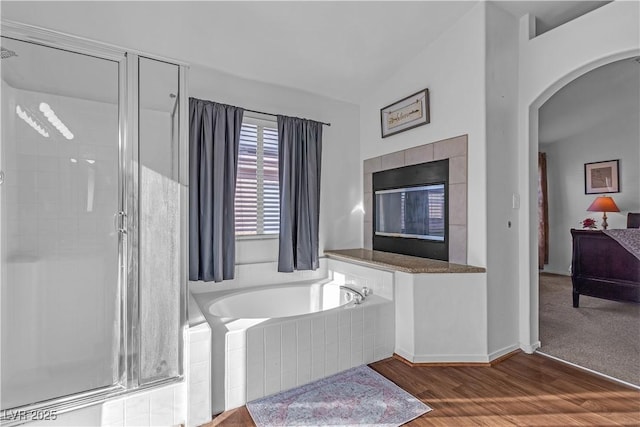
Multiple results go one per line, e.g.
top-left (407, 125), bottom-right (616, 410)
top-left (520, 341), bottom-right (541, 354)
top-left (488, 349), bottom-right (521, 366)
top-left (488, 344), bottom-right (521, 362)
top-left (393, 347), bottom-right (415, 363)
top-left (393, 353), bottom-right (491, 367)
top-left (393, 349), bottom-right (521, 368)
top-left (411, 353), bottom-right (490, 364)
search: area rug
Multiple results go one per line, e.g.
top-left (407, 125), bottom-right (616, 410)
top-left (246, 365), bottom-right (432, 427)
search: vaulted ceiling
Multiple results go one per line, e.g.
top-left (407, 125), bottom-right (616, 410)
top-left (539, 57), bottom-right (640, 145)
top-left (1, 1), bottom-right (610, 104)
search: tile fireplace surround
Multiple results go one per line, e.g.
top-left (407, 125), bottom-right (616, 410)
top-left (363, 134), bottom-right (468, 264)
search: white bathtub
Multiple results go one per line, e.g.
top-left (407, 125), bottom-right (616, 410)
top-left (193, 279), bottom-right (395, 413)
top-left (208, 282), bottom-right (353, 318)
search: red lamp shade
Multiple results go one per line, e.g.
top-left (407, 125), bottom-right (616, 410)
top-left (587, 196), bottom-right (620, 213)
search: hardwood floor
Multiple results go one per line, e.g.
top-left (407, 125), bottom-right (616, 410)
top-left (202, 352), bottom-right (640, 426)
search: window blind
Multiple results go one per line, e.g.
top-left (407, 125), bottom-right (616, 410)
top-left (235, 118), bottom-right (279, 235)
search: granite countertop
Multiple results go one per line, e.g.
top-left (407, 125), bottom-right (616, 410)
top-left (324, 248), bottom-right (486, 274)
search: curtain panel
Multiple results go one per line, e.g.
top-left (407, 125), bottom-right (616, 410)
top-left (277, 116), bottom-right (323, 272)
top-left (189, 98), bottom-right (244, 282)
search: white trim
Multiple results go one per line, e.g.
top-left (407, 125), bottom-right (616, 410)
top-left (520, 340), bottom-right (541, 354)
top-left (395, 348), bottom-right (492, 364)
top-left (488, 344), bottom-right (520, 362)
top-left (394, 347), bottom-right (415, 363)
top-left (411, 354), bottom-right (491, 363)
top-left (536, 351), bottom-right (640, 390)
top-left (236, 233), bottom-right (278, 241)
top-left (243, 112), bottom-right (277, 128)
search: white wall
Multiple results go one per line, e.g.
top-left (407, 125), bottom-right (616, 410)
top-left (517, 1), bottom-right (640, 350)
top-left (359, 2), bottom-right (525, 361)
top-left (188, 64), bottom-right (361, 272)
top-left (395, 272), bottom-right (490, 363)
top-left (359, 2), bottom-right (487, 268)
top-left (540, 106), bottom-right (640, 275)
top-left (485, 2), bottom-right (520, 358)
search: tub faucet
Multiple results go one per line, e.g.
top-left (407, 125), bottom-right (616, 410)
top-left (340, 285), bottom-right (368, 304)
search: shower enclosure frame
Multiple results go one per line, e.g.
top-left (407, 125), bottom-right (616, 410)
top-left (0, 20), bottom-right (188, 423)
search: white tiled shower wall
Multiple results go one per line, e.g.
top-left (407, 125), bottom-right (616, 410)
top-left (21, 383), bottom-right (186, 427)
top-left (5, 79), bottom-right (187, 427)
top-left (2, 84), bottom-right (121, 394)
top-left (187, 318), bottom-right (212, 426)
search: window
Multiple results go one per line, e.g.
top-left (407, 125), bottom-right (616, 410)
top-left (235, 117), bottom-right (279, 236)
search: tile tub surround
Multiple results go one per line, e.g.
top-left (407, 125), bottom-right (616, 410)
top-left (188, 294), bottom-right (212, 427)
top-left (193, 285), bottom-right (395, 414)
top-left (363, 134), bottom-right (468, 264)
top-left (325, 249), bottom-right (485, 274)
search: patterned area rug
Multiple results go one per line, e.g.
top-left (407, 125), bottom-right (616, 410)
top-left (246, 365), bottom-right (432, 427)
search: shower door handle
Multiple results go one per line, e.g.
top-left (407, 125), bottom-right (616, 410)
top-left (114, 211), bottom-right (127, 235)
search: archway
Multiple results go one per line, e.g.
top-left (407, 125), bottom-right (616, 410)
top-left (516, 1), bottom-right (640, 353)
top-left (526, 51), bottom-right (639, 350)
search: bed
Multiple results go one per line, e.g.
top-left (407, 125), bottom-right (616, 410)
top-left (570, 226), bottom-right (640, 307)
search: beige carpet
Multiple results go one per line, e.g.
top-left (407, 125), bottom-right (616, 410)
top-left (539, 273), bottom-right (640, 386)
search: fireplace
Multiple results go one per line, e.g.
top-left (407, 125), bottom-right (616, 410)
top-left (372, 159), bottom-right (449, 261)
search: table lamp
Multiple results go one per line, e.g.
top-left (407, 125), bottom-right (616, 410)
top-left (587, 196), bottom-right (620, 230)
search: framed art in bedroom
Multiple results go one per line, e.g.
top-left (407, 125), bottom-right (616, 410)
top-left (584, 159), bottom-right (620, 194)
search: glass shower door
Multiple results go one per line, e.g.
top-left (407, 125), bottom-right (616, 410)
top-left (0, 36), bottom-right (123, 409)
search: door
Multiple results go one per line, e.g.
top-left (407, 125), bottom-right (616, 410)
top-left (1, 36), bottom-right (124, 409)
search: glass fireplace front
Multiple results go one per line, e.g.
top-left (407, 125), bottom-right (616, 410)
top-left (372, 159), bottom-right (449, 261)
top-left (375, 184), bottom-right (445, 241)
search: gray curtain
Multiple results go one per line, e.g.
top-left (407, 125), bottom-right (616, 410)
top-left (277, 115), bottom-right (323, 272)
top-left (189, 98), bottom-right (244, 282)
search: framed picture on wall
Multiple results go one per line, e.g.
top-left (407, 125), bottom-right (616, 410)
top-left (584, 159), bottom-right (620, 194)
top-left (380, 88), bottom-right (430, 138)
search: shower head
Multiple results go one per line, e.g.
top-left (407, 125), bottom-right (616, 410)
top-left (1, 47), bottom-right (18, 59)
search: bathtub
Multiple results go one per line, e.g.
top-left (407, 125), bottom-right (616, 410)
top-left (209, 282), bottom-right (355, 318)
top-left (193, 279), bottom-right (395, 413)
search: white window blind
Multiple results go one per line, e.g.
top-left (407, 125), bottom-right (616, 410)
top-left (235, 117), bottom-right (279, 236)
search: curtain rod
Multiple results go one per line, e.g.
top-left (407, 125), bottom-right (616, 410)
top-left (244, 108), bottom-right (331, 127)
